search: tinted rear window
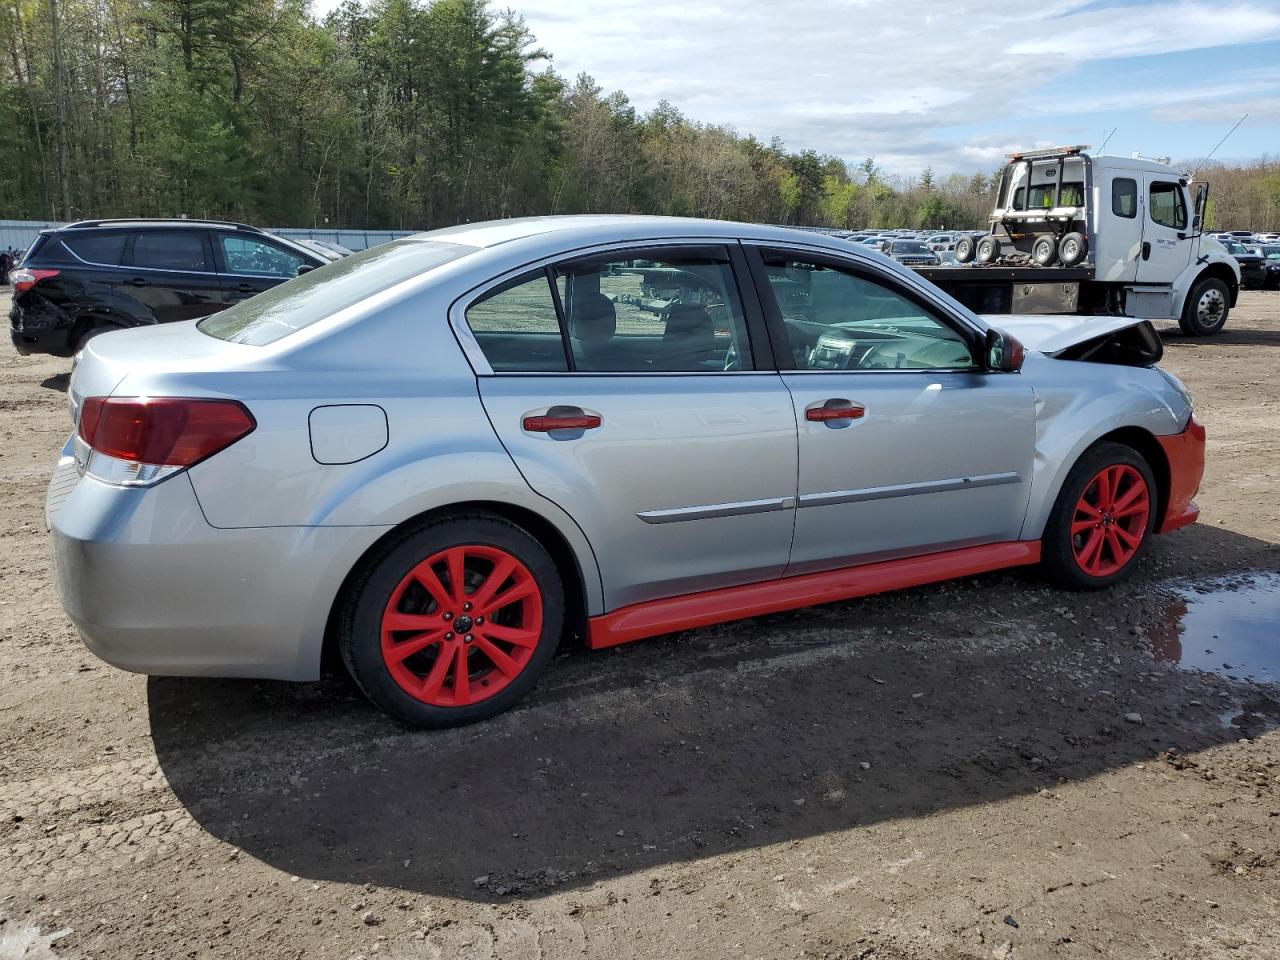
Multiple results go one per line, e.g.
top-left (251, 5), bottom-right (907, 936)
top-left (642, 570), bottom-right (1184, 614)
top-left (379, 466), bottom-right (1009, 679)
top-left (199, 238), bottom-right (476, 345)
top-left (131, 230), bottom-right (209, 271)
top-left (60, 232), bottom-right (128, 265)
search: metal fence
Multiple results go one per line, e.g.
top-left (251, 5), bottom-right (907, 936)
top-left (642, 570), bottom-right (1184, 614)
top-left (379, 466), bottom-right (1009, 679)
top-left (0, 219), bottom-right (417, 254)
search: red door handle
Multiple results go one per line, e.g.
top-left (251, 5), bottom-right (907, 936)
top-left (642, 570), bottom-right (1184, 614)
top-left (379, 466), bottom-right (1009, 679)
top-left (806, 403), bottom-right (864, 422)
top-left (523, 413), bottom-right (602, 432)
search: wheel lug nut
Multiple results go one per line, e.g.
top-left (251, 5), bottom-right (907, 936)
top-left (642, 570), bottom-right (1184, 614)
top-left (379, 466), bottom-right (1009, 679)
top-left (443, 612), bottom-right (453, 621)
top-left (475, 616), bottom-right (484, 625)
top-left (463, 602), bottom-right (472, 612)
top-left (464, 634), bottom-right (474, 644)
top-left (445, 632), bottom-right (454, 640)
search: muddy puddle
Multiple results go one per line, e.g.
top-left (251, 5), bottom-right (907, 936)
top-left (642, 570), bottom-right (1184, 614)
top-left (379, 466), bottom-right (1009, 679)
top-left (1149, 572), bottom-right (1280, 683)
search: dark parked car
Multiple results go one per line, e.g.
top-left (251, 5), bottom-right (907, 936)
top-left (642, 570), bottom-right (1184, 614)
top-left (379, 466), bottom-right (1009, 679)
top-left (1219, 240), bottom-right (1266, 290)
top-left (1250, 244), bottom-right (1280, 289)
top-left (9, 219), bottom-right (326, 356)
top-left (880, 239), bottom-right (942, 267)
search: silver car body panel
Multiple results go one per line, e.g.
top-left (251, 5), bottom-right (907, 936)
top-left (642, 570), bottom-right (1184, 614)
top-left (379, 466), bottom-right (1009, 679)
top-left (49, 215), bottom-right (1195, 682)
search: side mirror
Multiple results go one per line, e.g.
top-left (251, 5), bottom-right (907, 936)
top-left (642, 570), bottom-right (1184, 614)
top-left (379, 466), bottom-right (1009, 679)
top-left (986, 328), bottom-right (1025, 372)
top-left (297, 264), bottom-right (315, 276)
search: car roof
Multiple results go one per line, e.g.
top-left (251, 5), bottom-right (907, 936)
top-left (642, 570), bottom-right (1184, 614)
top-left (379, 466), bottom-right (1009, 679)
top-left (419, 215), bottom-right (863, 253)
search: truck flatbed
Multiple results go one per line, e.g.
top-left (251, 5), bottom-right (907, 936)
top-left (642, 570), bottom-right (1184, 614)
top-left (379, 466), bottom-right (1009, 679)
top-left (913, 265), bottom-right (1094, 285)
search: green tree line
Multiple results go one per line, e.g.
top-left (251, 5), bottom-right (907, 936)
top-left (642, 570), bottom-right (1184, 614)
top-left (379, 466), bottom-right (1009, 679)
top-left (2, 0), bottom-right (1278, 232)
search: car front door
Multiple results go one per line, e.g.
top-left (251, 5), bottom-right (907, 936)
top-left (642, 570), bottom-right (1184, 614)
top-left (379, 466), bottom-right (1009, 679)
top-left (460, 244), bottom-right (799, 611)
top-left (1137, 177), bottom-right (1194, 285)
top-left (747, 245), bottom-right (1036, 576)
top-left (212, 232), bottom-right (310, 305)
top-left (121, 229), bottom-right (223, 323)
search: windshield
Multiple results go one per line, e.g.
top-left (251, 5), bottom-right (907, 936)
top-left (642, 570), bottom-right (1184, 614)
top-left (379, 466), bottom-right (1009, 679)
top-left (892, 241), bottom-right (931, 254)
top-left (1222, 241), bottom-right (1247, 254)
top-left (199, 238), bottom-right (475, 345)
top-left (1258, 245), bottom-right (1280, 259)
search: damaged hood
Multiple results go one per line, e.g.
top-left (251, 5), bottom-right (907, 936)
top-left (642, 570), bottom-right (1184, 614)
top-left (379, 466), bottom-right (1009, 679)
top-left (980, 314), bottom-right (1148, 356)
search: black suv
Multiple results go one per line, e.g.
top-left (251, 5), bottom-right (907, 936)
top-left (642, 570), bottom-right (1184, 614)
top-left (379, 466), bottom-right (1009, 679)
top-left (9, 219), bottom-right (327, 356)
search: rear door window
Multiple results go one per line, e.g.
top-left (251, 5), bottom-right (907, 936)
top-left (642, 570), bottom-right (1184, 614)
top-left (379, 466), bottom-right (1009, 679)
top-left (129, 230), bottom-right (210, 272)
top-left (217, 234), bottom-right (307, 278)
top-left (465, 272), bottom-right (569, 372)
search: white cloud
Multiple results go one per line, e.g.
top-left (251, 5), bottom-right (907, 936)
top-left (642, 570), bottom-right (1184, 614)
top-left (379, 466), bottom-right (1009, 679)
top-left (312, 0), bottom-right (1280, 174)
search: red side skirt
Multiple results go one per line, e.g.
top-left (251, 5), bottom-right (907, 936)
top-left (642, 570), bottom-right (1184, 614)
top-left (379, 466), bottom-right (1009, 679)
top-left (586, 541), bottom-right (1043, 650)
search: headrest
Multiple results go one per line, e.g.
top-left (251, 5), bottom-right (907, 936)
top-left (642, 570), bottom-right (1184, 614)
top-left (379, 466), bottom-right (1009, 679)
top-left (572, 293), bottom-right (616, 344)
top-left (663, 304), bottom-right (712, 339)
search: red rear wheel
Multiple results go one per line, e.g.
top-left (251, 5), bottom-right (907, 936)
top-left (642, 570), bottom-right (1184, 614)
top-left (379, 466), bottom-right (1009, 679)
top-left (342, 514), bottom-right (564, 727)
top-left (381, 545), bottom-right (543, 708)
top-left (1070, 464), bottom-right (1151, 577)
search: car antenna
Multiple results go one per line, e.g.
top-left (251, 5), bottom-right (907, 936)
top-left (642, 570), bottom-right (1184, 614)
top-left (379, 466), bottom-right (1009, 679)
top-left (1191, 113), bottom-right (1248, 179)
top-left (1098, 126), bottom-right (1118, 153)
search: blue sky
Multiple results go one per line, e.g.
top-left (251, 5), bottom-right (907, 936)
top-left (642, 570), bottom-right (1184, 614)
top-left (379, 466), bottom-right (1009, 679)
top-left (315, 0), bottom-right (1280, 178)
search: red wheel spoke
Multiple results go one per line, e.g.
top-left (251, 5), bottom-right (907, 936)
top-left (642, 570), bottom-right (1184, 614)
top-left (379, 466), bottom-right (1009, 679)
top-left (1112, 480), bottom-right (1145, 514)
top-left (1113, 524), bottom-right (1142, 549)
top-left (383, 610), bottom-right (445, 633)
top-left (417, 643), bottom-right (455, 700)
top-left (1095, 469), bottom-right (1114, 510)
top-left (479, 579), bottom-right (537, 616)
top-left (386, 629), bottom-right (447, 664)
top-left (482, 622), bottom-right (540, 648)
top-left (1071, 518), bottom-right (1097, 535)
top-left (474, 636), bottom-right (520, 677)
top-left (1075, 499), bottom-right (1101, 519)
top-left (451, 644), bottom-right (471, 703)
top-left (1113, 497), bottom-right (1149, 520)
top-left (1104, 528), bottom-right (1126, 566)
top-left (469, 556), bottom-right (517, 611)
top-left (381, 542), bottom-right (544, 708)
top-left (410, 561), bottom-right (453, 611)
top-left (1077, 527), bottom-right (1105, 574)
top-left (446, 548), bottom-right (467, 603)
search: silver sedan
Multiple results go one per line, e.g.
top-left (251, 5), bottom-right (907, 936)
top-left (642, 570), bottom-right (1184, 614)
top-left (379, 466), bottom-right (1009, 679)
top-left (48, 216), bottom-right (1205, 726)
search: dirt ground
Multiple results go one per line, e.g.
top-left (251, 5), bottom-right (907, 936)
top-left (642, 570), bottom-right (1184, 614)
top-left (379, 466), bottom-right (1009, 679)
top-left (1, 288), bottom-right (1279, 960)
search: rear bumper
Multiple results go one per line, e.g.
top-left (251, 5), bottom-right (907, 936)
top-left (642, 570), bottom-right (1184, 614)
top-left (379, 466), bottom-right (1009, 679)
top-left (10, 301), bottom-right (74, 357)
top-left (50, 460), bottom-right (386, 680)
top-left (1155, 415), bottom-right (1205, 534)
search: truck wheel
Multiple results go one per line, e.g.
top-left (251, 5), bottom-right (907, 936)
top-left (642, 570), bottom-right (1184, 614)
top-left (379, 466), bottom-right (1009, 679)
top-left (1058, 232), bottom-right (1087, 266)
top-left (975, 235), bottom-right (1001, 264)
top-left (1032, 234), bottom-right (1059, 266)
top-left (1179, 277), bottom-right (1230, 336)
top-left (954, 236), bottom-right (976, 263)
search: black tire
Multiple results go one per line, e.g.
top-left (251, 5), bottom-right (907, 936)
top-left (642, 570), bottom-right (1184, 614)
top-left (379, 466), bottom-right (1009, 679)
top-left (975, 235), bottom-right (1001, 264)
top-left (953, 236), bottom-right (976, 263)
top-left (1178, 276), bottom-right (1230, 336)
top-left (1031, 234), bottom-right (1059, 266)
top-left (339, 512), bottom-right (564, 727)
top-left (1058, 231), bottom-right (1087, 266)
top-left (73, 323), bottom-right (121, 354)
top-left (1041, 442), bottom-right (1157, 591)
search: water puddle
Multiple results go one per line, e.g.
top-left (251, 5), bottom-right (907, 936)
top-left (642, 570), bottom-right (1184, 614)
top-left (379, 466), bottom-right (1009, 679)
top-left (1148, 572), bottom-right (1280, 683)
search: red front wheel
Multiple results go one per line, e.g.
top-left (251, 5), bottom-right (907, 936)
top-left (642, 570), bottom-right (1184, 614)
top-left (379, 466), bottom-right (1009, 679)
top-left (341, 514), bottom-right (564, 727)
top-left (1043, 443), bottom-right (1158, 590)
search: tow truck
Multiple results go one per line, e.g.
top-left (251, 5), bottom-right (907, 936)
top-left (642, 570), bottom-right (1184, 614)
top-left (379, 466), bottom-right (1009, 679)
top-left (915, 146), bottom-right (1241, 336)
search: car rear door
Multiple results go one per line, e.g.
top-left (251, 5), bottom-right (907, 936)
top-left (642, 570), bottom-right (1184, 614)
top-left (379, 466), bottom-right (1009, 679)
top-left (460, 244), bottom-right (799, 611)
top-left (211, 231), bottom-right (312, 305)
top-left (746, 245), bottom-right (1036, 576)
top-left (121, 229), bottom-right (223, 323)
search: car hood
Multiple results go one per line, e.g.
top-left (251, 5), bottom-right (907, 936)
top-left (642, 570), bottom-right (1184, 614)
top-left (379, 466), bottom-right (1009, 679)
top-left (980, 314), bottom-right (1149, 356)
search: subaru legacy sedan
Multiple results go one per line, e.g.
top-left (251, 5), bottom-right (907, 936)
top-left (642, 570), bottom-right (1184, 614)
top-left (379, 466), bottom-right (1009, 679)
top-left (49, 216), bottom-right (1204, 727)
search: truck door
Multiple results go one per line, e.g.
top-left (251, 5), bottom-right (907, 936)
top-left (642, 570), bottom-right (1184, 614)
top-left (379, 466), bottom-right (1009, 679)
top-left (1095, 172), bottom-right (1141, 283)
top-left (1137, 177), bottom-right (1194, 285)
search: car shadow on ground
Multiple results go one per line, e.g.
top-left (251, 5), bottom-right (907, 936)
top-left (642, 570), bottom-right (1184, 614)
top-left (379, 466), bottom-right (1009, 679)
top-left (1160, 325), bottom-right (1280, 349)
top-left (40, 372), bottom-right (70, 393)
top-left (149, 524), bottom-right (1276, 902)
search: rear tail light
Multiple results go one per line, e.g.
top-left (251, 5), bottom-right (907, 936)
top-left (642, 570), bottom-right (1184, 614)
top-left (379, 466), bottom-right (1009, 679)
top-left (11, 268), bottom-right (60, 293)
top-left (77, 397), bottom-right (255, 486)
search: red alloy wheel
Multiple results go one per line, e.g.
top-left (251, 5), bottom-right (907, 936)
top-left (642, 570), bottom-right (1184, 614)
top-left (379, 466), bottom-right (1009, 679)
top-left (1070, 464), bottom-right (1151, 577)
top-left (380, 545), bottom-right (543, 707)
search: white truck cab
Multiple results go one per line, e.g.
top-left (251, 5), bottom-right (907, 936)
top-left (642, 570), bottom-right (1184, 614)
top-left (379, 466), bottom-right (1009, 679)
top-left (933, 146), bottom-right (1241, 336)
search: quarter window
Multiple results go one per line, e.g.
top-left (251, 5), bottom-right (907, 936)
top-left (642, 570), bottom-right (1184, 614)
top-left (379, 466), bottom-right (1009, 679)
top-left (1149, 181), bottom-right (1187, 230)
top-left (759, 254), bottom-right (976, 371)
top-left (554, 248), bottom-right (754, 372)
top-left (1112, 178), bottom-right (1137, 218)
top-left (60, 232), bottom-right (127, 265)
top-left (131, 231), bottom-right (208, 272)
top-left (218, 235), bottom-right (306, 278)
top-left (465, 272), bottom-right (568, 372)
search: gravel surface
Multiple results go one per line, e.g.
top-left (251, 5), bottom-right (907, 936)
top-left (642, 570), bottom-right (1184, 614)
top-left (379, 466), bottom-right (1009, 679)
top-left (1, 288), bottom-right (1278, 959)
